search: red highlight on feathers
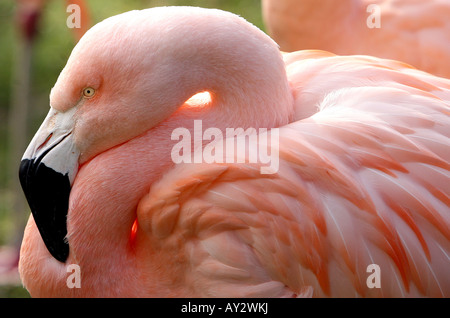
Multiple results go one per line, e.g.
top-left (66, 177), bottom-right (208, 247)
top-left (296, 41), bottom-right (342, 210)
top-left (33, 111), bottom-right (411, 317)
top-left (129, 219), bottom-right (138, 251)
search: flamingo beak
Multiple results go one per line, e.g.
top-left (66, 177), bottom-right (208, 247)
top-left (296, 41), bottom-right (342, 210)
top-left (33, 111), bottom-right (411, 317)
top-left (19, 107), bottom-right (79, 263)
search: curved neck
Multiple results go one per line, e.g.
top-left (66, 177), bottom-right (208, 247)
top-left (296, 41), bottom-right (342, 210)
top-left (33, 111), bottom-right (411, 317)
top-left (192, 36), bottom-right (294, 130)
top-left (135, 9), bottom-right (295, 132)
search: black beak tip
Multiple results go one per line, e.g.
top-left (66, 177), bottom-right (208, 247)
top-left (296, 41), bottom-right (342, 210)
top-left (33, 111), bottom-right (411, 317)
top-left (19, 158), bottom-right (70, 263)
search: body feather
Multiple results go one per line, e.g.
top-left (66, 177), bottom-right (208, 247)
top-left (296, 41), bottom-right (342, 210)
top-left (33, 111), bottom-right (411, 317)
top-left (137, 51), bottom-right (450, 297)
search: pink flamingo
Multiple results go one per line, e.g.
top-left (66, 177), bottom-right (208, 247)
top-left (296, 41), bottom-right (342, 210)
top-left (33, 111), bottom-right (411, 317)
top-left (18, 7), bottom-right (449, 297)
top-left (262, 0), bottom-right (450, 78)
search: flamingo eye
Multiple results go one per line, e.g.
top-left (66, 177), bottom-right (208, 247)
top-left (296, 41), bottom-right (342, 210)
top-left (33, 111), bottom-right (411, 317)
top-left (82, 87), bottom-right (95, 98)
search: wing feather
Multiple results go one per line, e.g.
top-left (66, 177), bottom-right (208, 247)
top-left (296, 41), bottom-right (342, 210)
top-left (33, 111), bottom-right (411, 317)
top-left (137, 52), bottom-right (450, 297)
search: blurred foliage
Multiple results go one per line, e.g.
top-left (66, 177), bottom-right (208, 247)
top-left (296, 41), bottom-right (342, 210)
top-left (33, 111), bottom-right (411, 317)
top-left (0, 0), bottom-right (263, 297)
top-left (0, 284), bottom-right (30, 297)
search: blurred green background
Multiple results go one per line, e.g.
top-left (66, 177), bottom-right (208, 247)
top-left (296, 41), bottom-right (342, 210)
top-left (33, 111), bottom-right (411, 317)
top-left (0, 0), bottom-right (263, 297)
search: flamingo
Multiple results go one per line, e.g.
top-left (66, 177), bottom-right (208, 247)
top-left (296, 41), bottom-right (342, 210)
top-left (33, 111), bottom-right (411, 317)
top-left (18, 6), bottom-right (449, 297)
top-left (262, 0), bottom-right (450, 78)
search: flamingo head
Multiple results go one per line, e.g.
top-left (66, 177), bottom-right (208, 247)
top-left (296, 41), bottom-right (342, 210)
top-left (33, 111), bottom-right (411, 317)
top-left (19, 7), bottom-right (291, 264)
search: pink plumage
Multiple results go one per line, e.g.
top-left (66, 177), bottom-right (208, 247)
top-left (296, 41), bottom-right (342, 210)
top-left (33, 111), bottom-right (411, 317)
top-left (18, 7), bottom-right (449, 297)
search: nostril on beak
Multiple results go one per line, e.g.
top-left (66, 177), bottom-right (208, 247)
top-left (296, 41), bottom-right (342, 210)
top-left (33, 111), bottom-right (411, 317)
top-left (36, 133), bottom-right (53, 152)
